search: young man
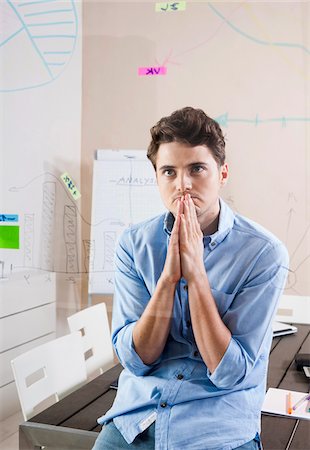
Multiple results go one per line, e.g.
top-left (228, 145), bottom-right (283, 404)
top-left (93, 107), bottom-right (289, 450)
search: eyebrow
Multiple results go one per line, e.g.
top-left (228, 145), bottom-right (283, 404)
top-left (158, 162), bottom-right (209, 171)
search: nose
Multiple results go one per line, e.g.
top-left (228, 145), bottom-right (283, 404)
top-left (176, 172), bottom-right (192, 194)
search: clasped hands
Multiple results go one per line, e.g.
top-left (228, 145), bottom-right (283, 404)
top-left (163, 194), bottom-right (205, 284)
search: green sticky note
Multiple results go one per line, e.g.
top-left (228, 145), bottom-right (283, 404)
top-left (61, 172), bottom-right (81, 200)
top-left (0, 225), bottom-right (20, 249)
top-left (155, 2), bottom-right (187, 12)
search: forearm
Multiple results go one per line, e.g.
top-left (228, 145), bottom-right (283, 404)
top-left (133, 276), bottom-right (177, 365)
top-left (188, 273), bottom-right (231, 373)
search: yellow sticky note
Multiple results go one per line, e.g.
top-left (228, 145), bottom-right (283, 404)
top-left (61, 172), bottom-right (81, 200)
top-left (155, 2), bottom-right (186, 12)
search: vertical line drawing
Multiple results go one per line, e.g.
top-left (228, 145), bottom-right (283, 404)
top-left (103, 232), bottom-right (116, 271)
top-left (0, 261), bottom-right (4, 278)
top-left (24, 213), bottom-right (34, 267)
top-left (41, 181), bottom-right (56, 271)
top-left (83, 239), bottom-right (94, 273)
top-left (63, 205), bottom-right (79, 273)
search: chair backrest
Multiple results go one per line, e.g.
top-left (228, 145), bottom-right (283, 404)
top-left (11, 331), bottom-right (87, 420)
top-left (67, 302), bottom-right (114, 378)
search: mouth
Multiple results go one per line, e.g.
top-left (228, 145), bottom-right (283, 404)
top-left (173, 195), bottom-right (199, 201)
top-left (172, 196), bottom-right (200, 209)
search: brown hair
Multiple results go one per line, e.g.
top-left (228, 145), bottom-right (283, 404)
top-left (147, 107), bottom-right (226, 168)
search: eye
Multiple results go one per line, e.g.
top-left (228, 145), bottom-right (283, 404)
top-left (191, 165), bottom-right (205, 174)
top-left (163, 169), bottom-right (175, 177)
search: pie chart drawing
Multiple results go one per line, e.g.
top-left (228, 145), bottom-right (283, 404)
top-left (0, 0), bottom-right (78, 92)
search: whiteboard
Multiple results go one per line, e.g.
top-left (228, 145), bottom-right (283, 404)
top-left (82, 2), bottom-right (310, 297)
top-left (88, 149), bottom-right (165, 294)
top-left (0, 1), bottom-right (83, 310)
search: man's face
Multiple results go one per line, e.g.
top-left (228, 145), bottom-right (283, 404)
top-left (155, 142), bottom-right (228, 233)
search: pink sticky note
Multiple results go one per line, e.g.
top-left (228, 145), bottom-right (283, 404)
top-left (138, 66), bottom-right (167, 76)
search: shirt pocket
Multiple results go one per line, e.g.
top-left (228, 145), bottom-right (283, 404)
top-left (210, 288), bottom-right (235, 317)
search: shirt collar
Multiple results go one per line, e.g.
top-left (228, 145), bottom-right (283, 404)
top-left (164, 210), bottom-right (175, 236)
top-left (163, 198), bottom-right (235, 249)
top-left (206, 198), bottom-right (235, 249)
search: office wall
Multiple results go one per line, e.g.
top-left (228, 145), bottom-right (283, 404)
top-left (82, 1), bottom-right (310, 297)
top-left (1, 1), bottom-right (308, 312)
top-left (0, 0), bottom-right (83, 317)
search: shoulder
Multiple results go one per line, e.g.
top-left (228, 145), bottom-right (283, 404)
top-left (233, 213), bottom-right (289, 263)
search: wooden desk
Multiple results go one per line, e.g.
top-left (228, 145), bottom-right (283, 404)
top-left (20, 325), bottom-right (310, 450)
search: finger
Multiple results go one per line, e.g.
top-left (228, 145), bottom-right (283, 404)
top-left (186, 194), bottom-right (195, 221)
top-left (183, 194), bottom-right (194, 235)
top-left (179, 195), bottom-right (184, 215)
top-left (188, 195), bottom-right (201, 233)
top-left (171, 201), bottom-right (181, 237)
top-left (179, 213), bottom-right (187, 243)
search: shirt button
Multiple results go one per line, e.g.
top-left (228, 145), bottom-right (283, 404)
top-left (184, 285), bottom-right (188, 291)
top-left (194, 351), bottom-right (199, 357)
top-left (210, 241), bottom-right (216, 247)
top-left (186, 320), bottom-right (191, 327)
top-left (160, 402), bottom-right (167, 408)
top-left (177, 374), bottom-right (184, 380)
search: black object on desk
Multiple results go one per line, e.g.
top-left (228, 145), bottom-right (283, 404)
top-left (295, 353), bottom-right (310, 371)
top-left (109, 378), bottom-right (118, 389)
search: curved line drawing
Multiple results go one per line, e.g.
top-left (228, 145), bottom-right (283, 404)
top-left (0, 0), bottom-right (78, 92)
top-left (157, 4), bottom-right (243, 67)
top-left (174, 3), bottom-right (244, 60)
top-left (8, 171), bottom-right (118, 227)
top-left (208, 3), bottom-right (310, 56)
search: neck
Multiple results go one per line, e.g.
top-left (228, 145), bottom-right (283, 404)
top-left (201, 200), bottom-right (221, 235)
top-left (202, 215), bottom-right (219, 235)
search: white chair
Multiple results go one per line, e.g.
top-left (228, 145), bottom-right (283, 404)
top-left (11, 331), bottom-right (87, 420)
top-left (67, 302), bottom-right (114, 379)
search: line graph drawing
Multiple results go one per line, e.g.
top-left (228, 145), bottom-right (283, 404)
top-left (2, 168), bottom-right (309, 297)
top-left (0, 0), bottom-right (78, 92)
top-left (156, 2), bottom-right (309, 73)
top-left (154, 3), bottom-right (244, 69)
top-left (8, 171), bottom-right (98, 227)
top-left (208, 3), bottom-right (310, 56)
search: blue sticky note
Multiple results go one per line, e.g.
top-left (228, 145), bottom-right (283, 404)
top-left (0, 214), bottom-right (19, 222)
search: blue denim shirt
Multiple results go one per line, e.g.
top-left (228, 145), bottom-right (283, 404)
top-left (97, 199), bottom-right (289, 450)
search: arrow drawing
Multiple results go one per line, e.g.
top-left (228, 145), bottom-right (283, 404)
top-left (215, 113), bottom-right (310, 127)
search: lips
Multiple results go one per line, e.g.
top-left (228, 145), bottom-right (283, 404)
top-left (173, 194), bottom-right (199, 200)
top-left (173, 195), bottom-right (199, 201)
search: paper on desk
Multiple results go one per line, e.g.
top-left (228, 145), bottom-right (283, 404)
top-left (262, 388), bottom-right (310, 420)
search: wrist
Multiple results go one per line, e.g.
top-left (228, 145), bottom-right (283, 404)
top-left (158, 274), bottom-right (179, 290)
top-left (187, 269), bottom-right (208, 286)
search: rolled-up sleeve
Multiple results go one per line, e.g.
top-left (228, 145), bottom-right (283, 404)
top-left (208, 241), bottom-right (289, 389)
top-left (111, 229), bottom-right (157, 376)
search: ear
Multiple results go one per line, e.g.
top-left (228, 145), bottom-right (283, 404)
top-left (220, 163), bottom-right (229, 186)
